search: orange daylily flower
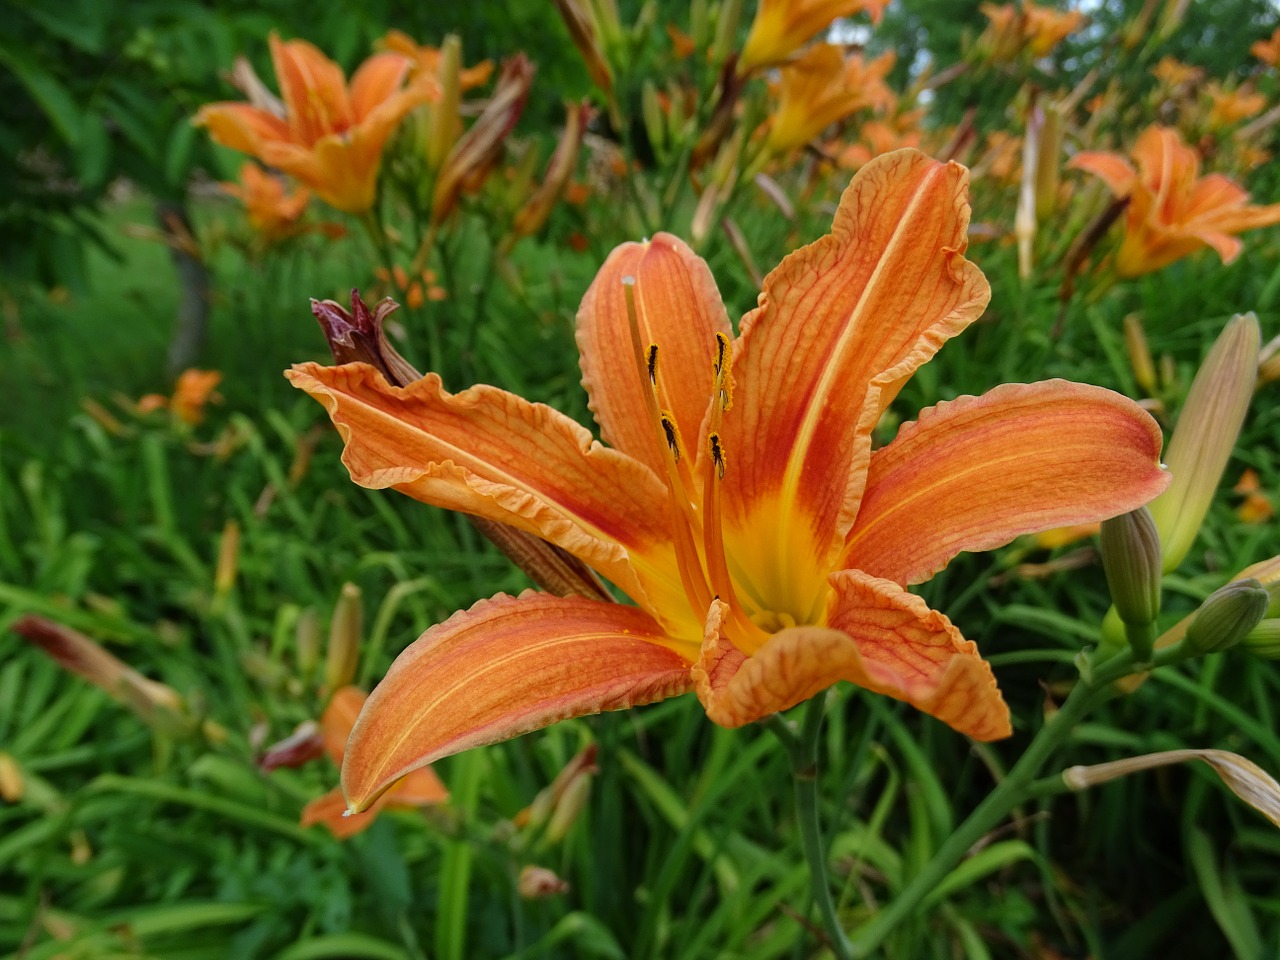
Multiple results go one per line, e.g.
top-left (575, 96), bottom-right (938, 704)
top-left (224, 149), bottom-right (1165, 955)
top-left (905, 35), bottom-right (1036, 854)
top-left (977, 2), bottom-right (1084, 62)
top-left (195, 35), bottom-right (431, 214)
top-left (380, 30), bottom-right (494, 91)
top-left (1205, 83), bottom-right (1266, 130)
top-left (765, 46), bottom-right (896, 156)
top-left (667, 24), bottom-right (696, 59)
top-left (1021, 2), bottom-right (1085, 56)
top-left (835, 111), bottom-right (925, 169)
top-left (221, 162), bottom-right (344, 244)
top-left (1253, 26), bottom-right (1280, 67)
top-left (1151, 56), bottom-right (1203, 89)
top-left (300, 686), bottom-right (448, 838)
top-left (140, 369), bottom-right (223, 425)
top-left (739, 0), bottom-right (889, 72)
top-left (1234, 469), bottom-right (1275, 525)
top-left (1070, 125), bottom-right (1280, 277)
top-left (288, 150), bottom-right (1169, 811)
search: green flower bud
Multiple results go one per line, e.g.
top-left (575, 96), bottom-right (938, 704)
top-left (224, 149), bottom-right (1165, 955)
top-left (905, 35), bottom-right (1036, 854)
top-left (1148, 314), bottom-right (1260, 574)
top-left (1234, 556), bottom-right (1280, 618)
top-left (1101, 507), bottom-right (1163, 626)
top-left (1184, 579), bottom-right (1270, 656)
top-left (324, 582), bottom-right (362, 694)
top-left (1243, 620), bottom-right (1280, 659)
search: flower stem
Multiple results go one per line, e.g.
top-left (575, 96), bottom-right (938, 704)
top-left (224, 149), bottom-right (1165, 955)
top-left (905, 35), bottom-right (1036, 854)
top-left (765, 700), bottom-right (854, 960)
top-left (847, 650), bottom-right (1139, 957)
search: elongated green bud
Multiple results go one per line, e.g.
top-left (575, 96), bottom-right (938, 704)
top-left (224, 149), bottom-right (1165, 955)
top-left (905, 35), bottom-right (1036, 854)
top-left (1243, 620), bottom-right (1280, 658)
top-left (1184, 579), bottom-right (1269, 656)
top-left (324, 583), bottom-right (362, 694)
top-left (1148, 314), bottom-right (1260, 573)
top-left (1234, 555), bottom-right (1280, 617)
top-left (1101, 507), bottom-right (1163, 626)
top-left (1124, 314), bottom-right (1158, 396)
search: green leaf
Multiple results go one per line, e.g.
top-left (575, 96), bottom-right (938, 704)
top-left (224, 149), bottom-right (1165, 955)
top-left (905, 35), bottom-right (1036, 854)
top-left (524, 912), bottom-right (627, 960)
top-left (15, 0), bottom-right (107, 54)
top-left (165, 119), bottom-right (198, 188)
top-left (1187, 827), bottom-right (1264, 960)
top-left (922, 840), bottom-right (1041, 910)
top-left (0, 45), bottom-right (82, 146)
top-left (272, 933), bottom-right (410, 960)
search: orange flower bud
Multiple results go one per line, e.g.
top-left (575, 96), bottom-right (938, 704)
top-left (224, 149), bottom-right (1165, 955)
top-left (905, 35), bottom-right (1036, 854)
top-left (517, 865), bottom-right (570, 899)
top-left (511, 100), bottom-right (592, 240)
top-left (432, 54), bottom-right (534, 223)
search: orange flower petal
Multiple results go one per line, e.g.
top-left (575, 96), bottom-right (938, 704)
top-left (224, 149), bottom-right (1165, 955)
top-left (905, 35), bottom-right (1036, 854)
top-left (391, 766), bottom-right (451, 807)
top-left (349, 52), bottom-right (412, 120)
top-left (841, 381), bottom-right (1170, 585)
top-left (194, 103), bottom-right (290, 156)
top-left (576, 234), bottom-right (732, 477)
top-left (718, 150), bottom-right (989, 622)
top-left (341, 592), bottom-right (694, 810)
top-left (286, 362), bottom-right (672, 603)
top-left (302, 786), bottom-right (376, 838)
top-left (270, 34), bottom-right (352, 145)
top-left (1067, 150), bottom-right (1137, 197)
top-left (740, 0), bottom-right (885, 71)
top-left (694, 574), bottom-right (1010, 740)
top-left (320, 685), bottom-right (366, 762)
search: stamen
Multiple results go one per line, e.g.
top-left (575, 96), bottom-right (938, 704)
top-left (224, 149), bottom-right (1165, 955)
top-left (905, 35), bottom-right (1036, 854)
top-left (660, 412), bottom-right (684, 462)
top-left (702, 429), bottom-right (768, 648)
top-left (713, 332), bottom-right (734, 412)
top-left (621, 277), bottom-right (712, 617)
top-left (709, 432), bottom-right (725, 479)
top-left (700, 327), bottom-right (764, 644)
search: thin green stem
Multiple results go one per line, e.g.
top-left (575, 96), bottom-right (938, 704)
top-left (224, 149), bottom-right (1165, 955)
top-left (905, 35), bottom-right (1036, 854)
top-left (765, 700), bottom-right (854, 960)
top-left (359, 211), bottom-right (397, 283)
top-left (847, 650), bottom-right (1139, 957)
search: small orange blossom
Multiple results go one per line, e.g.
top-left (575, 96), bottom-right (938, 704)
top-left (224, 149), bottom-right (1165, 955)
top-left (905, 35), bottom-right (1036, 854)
top-left (1070, 125), bottom-right (1280, 277)
top-left (300, 686), bottom-right (448, 838)
top-left (739, 0), bottom-right (889, 72)
top-left (195, 35), bottom-right (430, 213)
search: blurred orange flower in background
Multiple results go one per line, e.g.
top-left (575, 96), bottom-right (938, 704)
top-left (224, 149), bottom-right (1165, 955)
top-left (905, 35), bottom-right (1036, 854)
top-left (220, 162), bottom-right (344, 244)
top-left (1253, 26), bottom-right (1280, 67)
top-left (1151, 57), bottom-right (1203, 89)
top-left (766, 46), bottom-right (896, 156)
top-left (739, 0), bottom-right (888, 72)
top-left (836, 111), bottom-right (924, 170)
top-left (1234, 469), bottom-right (1275, 525)
top-left (1021, 2), bottom-right (1086, 56)
top-left (138, 369), bottom-right (224, 425)
top-left (375, 265), bottom-right (448, 309)
top-left (1205, 83), bottom-right (1266, 129)
top-left (195, 34), bottom-right (431, 213)
top-left (300, 686), bottom-right (448, 838)
top-left (977, 2), bottom-right (1085, 62)
top-left (381, 29), bottom-right (494, 90)
top-left (1070, 125), bottom-right (1280, 277)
